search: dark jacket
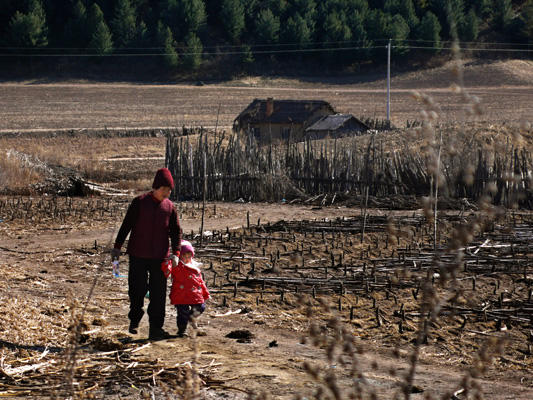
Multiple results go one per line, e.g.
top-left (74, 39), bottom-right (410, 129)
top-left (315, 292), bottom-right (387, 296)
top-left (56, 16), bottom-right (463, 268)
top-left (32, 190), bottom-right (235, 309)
top-left (114, 192), bottom-right (181, 259)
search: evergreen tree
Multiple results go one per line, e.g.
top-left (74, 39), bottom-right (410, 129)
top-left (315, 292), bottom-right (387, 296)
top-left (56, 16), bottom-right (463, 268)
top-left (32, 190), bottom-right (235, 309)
top-left (290, 0), bottom-right (317, 20)
top-left (159, 0), bottom-right (180, 40)
top-left (143, 7), bottom-right (159, 38)
top-left (282, 12), bottom-right (314, 47)
top-left (7, 0), bottom-right (48, 48)
top-left (240, 43), bottom-right (254, 65)
top-left (322, 10), bottom-right (351, 43)
top-left (465, 0), bottom-right (491, 18)
top-left (64, 0), bottom-right (89, 47)
top-left (319, 8), bottom-right (352, 65)
top-left (493, 0), bottom-right (512, 32)
top-left (364, 9), bottom-right (388, 42)
top-left (383, 0), bottom-right (401, 14)
top-left (315, 0), bottom-right (356, 44)
top-left (462, 7), bottom-right (479, 41)
top-left (253, 8), bottom-right (280, 44)
top-left (520, 0), bottom-right (533, 41)
top-left (111, 0), bottom-right (137, 48)
top-left (93, 0), bottom-right (112, 18)
top-left (90, 20), bottom-right (113, 55)
top-left (87, 3), bottom-right (113, 55)
top-left (265, 0), bottom-right (288, 18)
top-left (430, 0), bottom-right (466, 39)
top-left (242, 0), bottom-right (261, 28)
top-left (183, 32), bottom-right (203, 70)
top-left (133, 20), bottom-right (150, 48)
top-left (87, 2), bottom-right (106, 36)
top-left (220, 0), bottom-right (245, 43)
top-left (399, 0), bottom-right (420, 31)
top-left (416, 10), bottom-right (441, 53)
top-left (364, 9), bottom-right (389, 59)
top-left (179, 0), bottom-right (207, 37)
top-left (387, 14), bottom-right (410, 55)
top-left (346, 0), bottom-right (369, 14)
top-left (156, 21), bottom-right (178, 67)
top-left (347, 10), bottom-right (371, 60)
top-left (282, 0), bottom-right (317, 44)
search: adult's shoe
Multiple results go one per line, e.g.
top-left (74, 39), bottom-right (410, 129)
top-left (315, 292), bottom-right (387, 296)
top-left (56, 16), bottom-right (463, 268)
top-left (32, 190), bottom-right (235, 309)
top-left (149, 327), bottom-right (171, 340)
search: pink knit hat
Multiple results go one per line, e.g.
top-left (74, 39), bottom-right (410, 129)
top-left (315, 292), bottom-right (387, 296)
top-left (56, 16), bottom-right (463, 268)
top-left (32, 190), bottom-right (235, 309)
top-left (152, 168), bottom-right (174, 189)
top-left (180, 240), bottom-right (194, 257)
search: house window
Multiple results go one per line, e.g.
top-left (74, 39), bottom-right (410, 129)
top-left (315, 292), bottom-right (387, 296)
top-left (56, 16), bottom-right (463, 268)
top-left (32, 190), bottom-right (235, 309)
top-left (281, 127), bottom-right (291, 139)
top-left (251, 127), bottom-right (260, 139)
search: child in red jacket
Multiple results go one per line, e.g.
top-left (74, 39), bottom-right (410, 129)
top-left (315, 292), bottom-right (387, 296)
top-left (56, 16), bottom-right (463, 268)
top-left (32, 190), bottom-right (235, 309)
top-left (163, 240), bottom-right (210, 337)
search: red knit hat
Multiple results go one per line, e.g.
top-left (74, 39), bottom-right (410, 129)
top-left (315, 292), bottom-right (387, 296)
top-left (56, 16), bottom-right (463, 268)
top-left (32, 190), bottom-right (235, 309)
top-left (180, 240), bottom-right (194, 257)
top-left (152, 168), bottom-right (174, 189)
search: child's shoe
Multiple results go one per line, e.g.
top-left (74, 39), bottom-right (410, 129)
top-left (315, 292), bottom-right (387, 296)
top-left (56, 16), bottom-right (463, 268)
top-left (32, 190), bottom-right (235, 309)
top-left (177, 325), bottom-right (188, 337)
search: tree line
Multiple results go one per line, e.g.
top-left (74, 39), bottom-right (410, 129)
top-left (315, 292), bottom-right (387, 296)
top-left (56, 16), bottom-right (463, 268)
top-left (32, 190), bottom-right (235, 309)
top-left (0, 0), bottom-right (532, 77)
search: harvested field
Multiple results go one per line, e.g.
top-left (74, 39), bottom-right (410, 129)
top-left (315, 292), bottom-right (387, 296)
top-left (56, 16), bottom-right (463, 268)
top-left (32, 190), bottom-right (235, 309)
top-left (0, 60), bottom-right (532, 133)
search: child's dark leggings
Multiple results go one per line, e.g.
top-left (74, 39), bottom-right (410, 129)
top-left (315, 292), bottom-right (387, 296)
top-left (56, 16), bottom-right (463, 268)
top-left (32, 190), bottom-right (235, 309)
top-left (175, 303), bottom-right (206, 326)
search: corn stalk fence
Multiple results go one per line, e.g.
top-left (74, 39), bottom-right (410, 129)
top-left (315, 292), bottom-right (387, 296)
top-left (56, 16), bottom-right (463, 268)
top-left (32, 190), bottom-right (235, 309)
top-left (165, 129), bottom-right (533, 207)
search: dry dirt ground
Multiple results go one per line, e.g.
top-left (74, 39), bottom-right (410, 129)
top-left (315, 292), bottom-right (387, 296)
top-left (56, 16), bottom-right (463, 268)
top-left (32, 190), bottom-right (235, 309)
top-left (1, 198), bottom-right (533, 399)
top-left (1, 60), bottom-right (533, 399)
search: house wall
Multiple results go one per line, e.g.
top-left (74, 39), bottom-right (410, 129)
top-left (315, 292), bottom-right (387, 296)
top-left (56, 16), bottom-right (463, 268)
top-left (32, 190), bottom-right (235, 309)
top-left (287, 108), bottom-right (335, 142)
top-left (257, 123), bottom-right (303, 142)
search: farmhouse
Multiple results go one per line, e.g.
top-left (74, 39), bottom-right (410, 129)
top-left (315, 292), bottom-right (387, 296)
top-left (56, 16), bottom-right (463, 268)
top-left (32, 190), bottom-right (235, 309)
top-left (234, 98), bottom-right (337, 142)
top-left (305, 114), bottom-right (370, 139)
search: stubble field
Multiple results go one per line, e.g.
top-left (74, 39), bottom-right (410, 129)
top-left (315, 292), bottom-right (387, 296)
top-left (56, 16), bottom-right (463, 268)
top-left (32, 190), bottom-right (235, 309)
top-left (1, 59), bottom-right (532, 133)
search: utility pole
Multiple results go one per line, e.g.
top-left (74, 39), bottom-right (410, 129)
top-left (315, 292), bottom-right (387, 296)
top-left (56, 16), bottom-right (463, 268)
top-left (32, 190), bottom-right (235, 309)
top-left (387, 39), bottom-right (391, 125)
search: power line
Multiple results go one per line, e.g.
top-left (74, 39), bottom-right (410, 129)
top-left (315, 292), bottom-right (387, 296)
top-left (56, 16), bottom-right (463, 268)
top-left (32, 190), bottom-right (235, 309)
top-left (0, 39), bottom-right (531, 53)
top-left (1, 45), bottom-right (531, 57)
top-left (0, 37), bottom-right (530, 53)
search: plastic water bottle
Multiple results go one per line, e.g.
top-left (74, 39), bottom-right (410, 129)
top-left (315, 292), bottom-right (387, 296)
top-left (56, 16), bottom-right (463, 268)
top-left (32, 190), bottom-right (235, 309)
top-left (112, 260), bottom-right (120, 278)
top-left (161, 259), bottom-right (172, 278)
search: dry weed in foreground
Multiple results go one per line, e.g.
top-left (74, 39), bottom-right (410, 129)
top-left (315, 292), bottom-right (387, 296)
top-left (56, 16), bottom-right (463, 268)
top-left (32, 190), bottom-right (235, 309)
top-left (272, 39), bottom-right (522, 400)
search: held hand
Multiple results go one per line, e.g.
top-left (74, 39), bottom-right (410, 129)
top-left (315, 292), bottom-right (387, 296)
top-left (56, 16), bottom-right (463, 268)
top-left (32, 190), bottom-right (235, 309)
top-left (169, 253), bottom-right (179, 268)
top-left (110, 248), bottom-right (120, 261)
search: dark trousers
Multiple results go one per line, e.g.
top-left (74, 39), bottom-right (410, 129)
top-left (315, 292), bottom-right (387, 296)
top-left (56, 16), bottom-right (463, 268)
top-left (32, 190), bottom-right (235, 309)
top-left (128, 255), bottom-right (167, 330)
top-left (175, 303), bottom-right (206, 327)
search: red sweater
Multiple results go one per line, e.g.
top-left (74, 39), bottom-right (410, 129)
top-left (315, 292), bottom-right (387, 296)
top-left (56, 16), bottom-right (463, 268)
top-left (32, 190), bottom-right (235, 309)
top-left (169, 261), bottom-right (210, 305)
top-left (114, 192), bottom-right (181, 259)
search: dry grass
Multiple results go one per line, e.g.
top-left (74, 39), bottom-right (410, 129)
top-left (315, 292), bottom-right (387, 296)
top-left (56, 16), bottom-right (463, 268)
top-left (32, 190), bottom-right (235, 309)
top-left (0, 135), bottom-right (168, 192)
top-left (0, 149), bottom-right (43, 194)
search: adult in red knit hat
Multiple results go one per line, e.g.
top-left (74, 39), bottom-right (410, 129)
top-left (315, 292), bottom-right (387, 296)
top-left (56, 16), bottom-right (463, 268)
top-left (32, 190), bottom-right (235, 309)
top-left (152, 168), bottom-right (174, 189)
top-left (111, 168), bottom-right (181, 340)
